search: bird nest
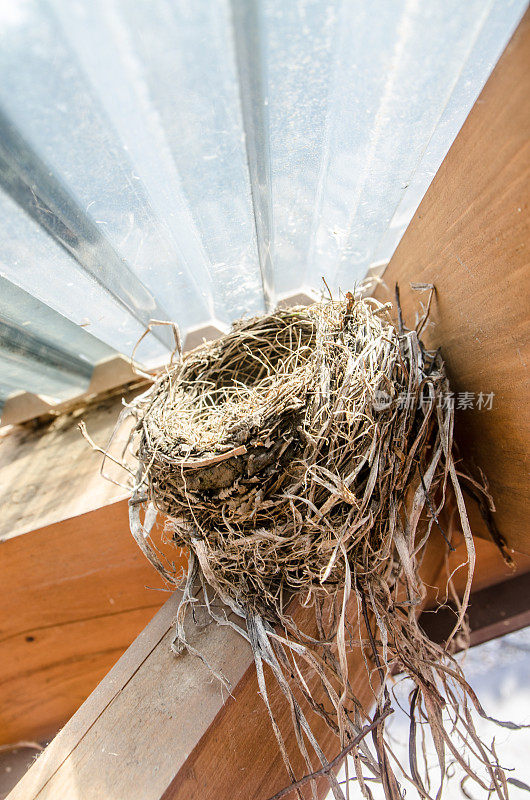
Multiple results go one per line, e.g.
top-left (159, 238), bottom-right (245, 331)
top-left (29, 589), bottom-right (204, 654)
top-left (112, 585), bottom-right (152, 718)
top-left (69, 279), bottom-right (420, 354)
top-left (100, 291), bottom-right (517, 800)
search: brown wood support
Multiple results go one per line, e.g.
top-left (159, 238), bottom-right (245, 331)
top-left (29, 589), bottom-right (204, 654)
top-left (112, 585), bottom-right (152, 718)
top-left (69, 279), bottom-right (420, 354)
top-left (0, 389), bottom-right (183, 746)
top-left (5, 591), bottom-right (374, 800)
top-left (420, 571), bottom-right (530, 649)
top-left (7, 526), bottom-right (530, 800)
top-left (374, 9), bottom-right (530, 555)
top-left (0, 500), bottom-right (178, 745)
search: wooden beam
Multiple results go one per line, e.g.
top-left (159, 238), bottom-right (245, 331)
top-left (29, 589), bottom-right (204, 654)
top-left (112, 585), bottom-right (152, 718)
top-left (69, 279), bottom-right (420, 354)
top-left (0, 500), bottom-right (181, 746)
top-left (374, 10), bottom-right (530, 555)
top-left (4, 590), bottom-right (368, 800)
top-left (6, 531), bottom-right (446, 800)
top-left (0, 388), bottom-right (186, 746)
top-left (10, 522), bottom-right (530, 800)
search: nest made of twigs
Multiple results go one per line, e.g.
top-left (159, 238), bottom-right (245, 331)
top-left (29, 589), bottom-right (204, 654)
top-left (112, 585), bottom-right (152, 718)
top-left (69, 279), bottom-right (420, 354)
top-left (100, 291), bottom-right (519, 800)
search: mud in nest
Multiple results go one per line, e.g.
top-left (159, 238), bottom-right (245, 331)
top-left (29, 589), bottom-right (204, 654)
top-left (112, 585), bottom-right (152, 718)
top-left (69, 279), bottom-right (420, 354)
top-left (103, 291), bottom-right (519, 800)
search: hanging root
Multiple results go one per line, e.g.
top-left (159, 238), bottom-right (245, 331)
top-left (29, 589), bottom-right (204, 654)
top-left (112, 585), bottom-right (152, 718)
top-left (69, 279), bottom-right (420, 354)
top-left (103, 290), bottom-right (522, 799)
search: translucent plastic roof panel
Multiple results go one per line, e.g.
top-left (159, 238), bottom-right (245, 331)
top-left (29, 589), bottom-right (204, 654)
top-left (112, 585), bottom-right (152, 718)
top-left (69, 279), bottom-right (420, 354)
top-left (0, 276), bottom-right (114, 406)
top-left (0, 0), bottom-right (526, 408)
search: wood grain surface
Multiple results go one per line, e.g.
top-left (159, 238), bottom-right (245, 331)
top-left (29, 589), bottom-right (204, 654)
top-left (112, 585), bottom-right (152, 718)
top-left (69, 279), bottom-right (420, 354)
top-left (0, 500), bottom-right (184, 745)
top-left (0, 388), bottom-right (131, 542)
top-left (10, 527), bottom-right (529, 800)
top-left (374, 10), bottom-right (530, 554)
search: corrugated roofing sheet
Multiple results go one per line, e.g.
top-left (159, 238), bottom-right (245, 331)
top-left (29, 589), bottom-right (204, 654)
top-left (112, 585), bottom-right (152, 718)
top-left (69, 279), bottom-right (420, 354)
top-left (0, 0), bottom-right (526, 410)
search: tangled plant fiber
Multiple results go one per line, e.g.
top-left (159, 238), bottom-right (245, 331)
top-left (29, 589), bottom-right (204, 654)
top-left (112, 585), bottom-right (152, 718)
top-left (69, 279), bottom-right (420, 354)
top-left (103, 290), bottom-right (519, 800)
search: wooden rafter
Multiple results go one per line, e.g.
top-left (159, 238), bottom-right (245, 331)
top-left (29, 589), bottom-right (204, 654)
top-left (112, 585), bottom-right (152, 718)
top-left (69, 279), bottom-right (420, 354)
top-left (374, 9), bottom-right (530, 556)
top-left (7, 545), bottom-right (448, 800)
top-left (6, 531), bottom-right (529, 800)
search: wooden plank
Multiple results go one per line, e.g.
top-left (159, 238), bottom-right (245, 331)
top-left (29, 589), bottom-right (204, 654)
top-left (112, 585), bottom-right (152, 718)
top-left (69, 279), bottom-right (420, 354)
top-left (374, 10), bottom-right (530, 555)
top-left (1, 451), bottom-right (525, 757)
top-left (7, 505), bottom-right (525, 797)
top-left (2, 534), bottom-right (473, 800)
top-left (6, 590), bottom-right (391, 800)
top-left (0, 381), bottom-right (187, 745)
top-left (0, 500), bottom-right (184, 745)
top-left (444, 532), bottom-right (530, 598)
top-left (4, 594), bottom-right (187, 800)
top-left (0, 387), bottom-right (132, 542)
top-left (5, 591), bottom-right (267, 800)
